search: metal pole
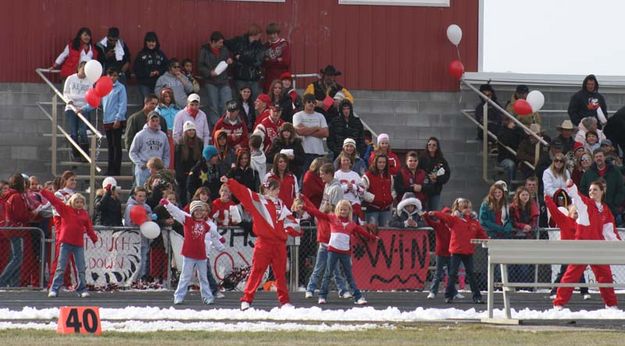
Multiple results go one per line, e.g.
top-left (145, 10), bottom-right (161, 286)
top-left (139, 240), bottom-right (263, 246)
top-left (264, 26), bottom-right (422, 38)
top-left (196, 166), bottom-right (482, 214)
top-left (89, 135), bottom-right (97, 216)
top-left (482, 102), bottom-right (488, 183)
top-left (51, 95), bottom-right (58, 176)
top-left (166, 229), bottom-right (172, 290)
top-left (38, 228), bottom-right (46, 289)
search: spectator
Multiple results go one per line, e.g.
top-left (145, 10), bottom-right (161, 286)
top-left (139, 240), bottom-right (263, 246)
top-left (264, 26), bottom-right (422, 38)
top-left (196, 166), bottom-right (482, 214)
top-left (567, 74), bottom-right (608, 127)
top-left (62, 61), bottom-right (93, 161)
top-left (333, 138), bottom-right (367, 176)
top-left (198, 31), bottom-right (233, 127)
top-left (571, 152), bottom-right (592, 187)
top-left (420, 137), bottom-right (451, 211)
top-left (601, 139), bottom-right (623, 168)
top-left (363, 130), bottom-right (374, 167)
top-left (101, 68), bottom-right (127, 176)
top-left (266, 122), bottom-right (305, 179)
top-left (554, 120), bottom-right (576, 155)
top-left (156, 88), bottom-right (180, 169)
top-left (368, 133), bottom-right (400, 176)
top-left (394, 151), bottom-right (430, 208)
top-left (263, 23), bottom-right (291, 92)
top-left (390, 192), bottom-right (424, 228)
top-left (496, 117), bottom-right (524, 184)
top-left (280, 72), bottom-right (302, 117)
top-left (516, 124), bottom-right (550, 179)
top-left (510, 186), bottom-right (539, 239)
top-left (474, 83), bottom-right (503, 141)
top-left (362, 154), bottom-right (395, 227)
top-left (155, 59), bottom-right (194, 109)
top-left (253, 93), bottom-right (272, 127)
top-left (479, 182), bottom-right (513, 239)
top-left (237, 86), bottom-right (256, 132)
top-left (134, 32), bottom-right (168, 101)
top-left (254, 103), bottom-right (285, 153)
top-left (328, 100), bottom-right (365, 159)
top-left (129, 111), bottom-right (171, 187)
top-left (124, 187), bottom-right (154, 282)
top-left (213, 129), bottom-right (236, 174)
top-left (319, 163), bottom-right (343, 212)
top-left (181, 58), bottom-right (201, 94)
top-left (174, 121), bottom-right (203, 206)
top-left (227, 149), bottom-right (260, 192)
top-left (188, 145), bottom-right (225, 201)
top-left (144, 158), bottom-right (175, 209)
top-left (264, 153), bottom-right (299, 209)
top-left (542, 153), bottom-right (570, 198)
top-left (302, 157), bottom-right (330, 208)
top-left (248, 134), bottom-right (266, 179)
top-left (269, 79), bottom-right (296, 123)
top-left (173, 93), bottom-right (211, 147)
top-left (583, 130), bottom-right (601, 154)
top-left (579, 148), bottom-right (625, 218)
top-left (212, 100), bottom-right (249, 150)
top-left (95, 27), bottom-right (130, 84)
top-left (506, 84), bottom-right (541, 127)
top-left (211, 185), bottom-right (236, 227)
top-left (125, 94), bottom-right (167, 150)
top-left (293, 93), bottom-right (329, 169)
top-left (334, 153), bottom-right (365, 223)
top-left (304, 65), bottom-right (354, 118)
top-left (224, 24), bottom-right (266, 99)
top-left (574, 116), bottom-right (606, 145)
top-left (51, 27), bottom-right (98, 79)
top-left (423, 207), bottom-right (452, 300)
top-left (94, 177), bottom-right (123, 226)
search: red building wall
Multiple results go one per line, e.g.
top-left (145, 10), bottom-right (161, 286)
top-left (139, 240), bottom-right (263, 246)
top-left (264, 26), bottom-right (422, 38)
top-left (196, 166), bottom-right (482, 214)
top-left (2, 0), bottom-right (478, 91)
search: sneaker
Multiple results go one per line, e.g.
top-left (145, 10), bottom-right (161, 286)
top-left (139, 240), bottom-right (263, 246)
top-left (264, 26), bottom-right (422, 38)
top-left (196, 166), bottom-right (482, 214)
top-left (355, 297), bottom-right (368, 305)
top-left (553, 305), bottom-right (564, 311)
top-left (241, 301), bottom-right (251, 311)
top-left (48, 290), bottom-right (57, 298)
top-left (444, 297), bottom-right (453, 304)
top-left (340, 291), bottom-right (353, 299)
top-left (318, 297), bottom-right (327, 304)
top-left (605, 305), bottom-right (619, 310)
top-left (281, 303), bottom-right (294, 309)
top-left (215, 292), bottom-right (225, 299)
top-left (583, 294), bottom-right (591, 300)
top-left (174, 299), bottom-right (183, 305)
top-left (473, 297), bottom-right (484, 304)
top-left (305, 291), bottom-right (314, 299)
top-left (455, 293), bottom-right (465, 299)
top-left (549, 294), bottom-right (557, 300)
top-left (203, 297), bottom-right (215, 305)
top-left (427, 292), bottom-right (435, 299)
top-left (80, 291), bottom-right (90, 298)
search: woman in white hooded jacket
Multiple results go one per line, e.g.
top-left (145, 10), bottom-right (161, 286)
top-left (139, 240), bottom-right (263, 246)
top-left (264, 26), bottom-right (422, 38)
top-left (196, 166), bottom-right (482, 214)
top-left (542, 153), bottom-right (570, 198)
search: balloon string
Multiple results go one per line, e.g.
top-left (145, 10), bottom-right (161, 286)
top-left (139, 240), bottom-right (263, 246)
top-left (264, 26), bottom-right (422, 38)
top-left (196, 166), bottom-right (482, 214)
top-left (456, 45), bottom-right (462, 62)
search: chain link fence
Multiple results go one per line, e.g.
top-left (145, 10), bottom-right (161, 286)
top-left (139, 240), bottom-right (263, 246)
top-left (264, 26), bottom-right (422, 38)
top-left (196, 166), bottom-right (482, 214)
top-left (0, 227), bottom-right (46, 289)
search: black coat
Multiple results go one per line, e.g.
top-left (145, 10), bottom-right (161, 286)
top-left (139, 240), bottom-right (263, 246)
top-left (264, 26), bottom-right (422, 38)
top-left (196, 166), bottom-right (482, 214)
top-left (496, 125), bottom-right (524, 163)
top-left (94, 191), bottom-right (123, 226)
top-left (419, 154), bottom-right (451, 195)
top-left (567, 75), bottom-right (608, 126)
top-left (224, 34), bottom-right (266, 82)
top-left (266, 137), bottom-right (306, 177)
top-left (227, 166), bottom-right (260, 193)
top-left (187, 158), bottom-right (226, 201)
top-left (328, 112), bottom-right (365, 157)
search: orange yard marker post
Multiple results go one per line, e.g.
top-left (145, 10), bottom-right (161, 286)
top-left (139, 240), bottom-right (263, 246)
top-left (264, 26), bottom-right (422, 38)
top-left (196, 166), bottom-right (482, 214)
top-left (57, 306), bottom-right (102, 336)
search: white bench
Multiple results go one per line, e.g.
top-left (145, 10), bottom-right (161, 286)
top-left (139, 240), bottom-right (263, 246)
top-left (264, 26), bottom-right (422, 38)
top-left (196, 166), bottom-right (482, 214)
top-left (479, 239), bottom-right (625, 323)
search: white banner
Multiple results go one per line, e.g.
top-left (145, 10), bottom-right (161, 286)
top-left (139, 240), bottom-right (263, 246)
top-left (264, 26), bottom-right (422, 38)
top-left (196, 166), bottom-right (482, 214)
top-left (84, 229), bottom-right (142, 288)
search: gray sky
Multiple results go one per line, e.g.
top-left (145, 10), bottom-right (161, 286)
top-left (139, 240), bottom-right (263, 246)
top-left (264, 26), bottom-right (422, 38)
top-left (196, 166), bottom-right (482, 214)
top-left (483, 0), bottom-right (625, 75)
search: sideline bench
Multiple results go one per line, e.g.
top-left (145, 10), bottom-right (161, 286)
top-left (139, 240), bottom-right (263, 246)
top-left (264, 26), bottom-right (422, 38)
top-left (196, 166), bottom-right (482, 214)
top-left (478, 239), bottom-right (625, 323)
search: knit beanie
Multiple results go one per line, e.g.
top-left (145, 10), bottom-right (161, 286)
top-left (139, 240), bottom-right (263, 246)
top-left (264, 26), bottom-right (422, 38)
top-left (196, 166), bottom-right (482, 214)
top-left (190, 201), bottom-right (206, 215)
top-left (377, 133), bottom-right (390, 145)
top-left (203, 145), bottom-right (218, 160)
top-left (343, 138), bottom-right (356, 148)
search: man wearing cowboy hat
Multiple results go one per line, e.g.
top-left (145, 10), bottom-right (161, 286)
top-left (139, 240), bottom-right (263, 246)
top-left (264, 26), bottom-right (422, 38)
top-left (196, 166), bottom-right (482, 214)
top-left (554, 120), bottom-right (576, 154)
top-left (304, 65), bottom-right (354, 118)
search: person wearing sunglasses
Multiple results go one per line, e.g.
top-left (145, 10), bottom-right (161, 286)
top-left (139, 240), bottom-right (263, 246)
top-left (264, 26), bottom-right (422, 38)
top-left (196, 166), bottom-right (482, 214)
top-left (543, 152), bottom-right (570, 199)
top-left (155, 58), bottom-right (194, 109)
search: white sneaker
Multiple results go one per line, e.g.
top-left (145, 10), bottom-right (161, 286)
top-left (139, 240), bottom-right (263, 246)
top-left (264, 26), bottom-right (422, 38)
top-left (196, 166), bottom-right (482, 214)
top-left (48, 291), bottom-right (57, 298)
top-left (583, 294), bottom-right (591, 300)
top-left (605, 305), bottom-right (619, 310)
top-left (318, 297), bottom-right (327, 304)
top-left (281, 303), bottom-right (294, 309)
top-left (241, 301), bottom-right (251, 311)
top-left (203, 297), bottom-right (215, 305)
top-left (340, 291), bottom-right (353, 299)
top-left (80, 291), bottom-right (90, 298)
top-left (455, 293), bottom-right (465, 299)
top-left (305, 291), bottom-right (314, 299)
top-left (549, 294), bottom-right (557, 300)
top-left (215, 292), bottom-right (225, 299)
top-left (553, 305), bottom-right (564, 311)
top-left (427, 292), bottom-right (435, 299)
top-left (174, 299), bottom-right (183, 305)
top-left (355, 297), bottom-right (368, 305)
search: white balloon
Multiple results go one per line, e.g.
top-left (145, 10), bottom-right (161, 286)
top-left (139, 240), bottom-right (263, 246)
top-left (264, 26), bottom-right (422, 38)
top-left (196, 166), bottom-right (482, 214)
top-left (526, 90), bottom-right (545, 112)
top-left (140, 221), bottom-right (161, 239)
top-left (84, 59), bottom-right (103, 84)
top-left (446, 24), bottom-right (462, 46)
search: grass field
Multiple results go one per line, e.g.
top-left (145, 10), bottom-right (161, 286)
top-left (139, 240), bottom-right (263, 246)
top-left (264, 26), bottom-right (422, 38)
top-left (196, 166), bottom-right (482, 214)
top-left (0, 324), bottom-right (624, 346)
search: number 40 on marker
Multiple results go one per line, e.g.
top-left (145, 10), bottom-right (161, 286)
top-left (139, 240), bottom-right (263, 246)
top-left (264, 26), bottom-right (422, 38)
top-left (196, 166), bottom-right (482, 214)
top-left (57, 306), bottom-right (102, 336)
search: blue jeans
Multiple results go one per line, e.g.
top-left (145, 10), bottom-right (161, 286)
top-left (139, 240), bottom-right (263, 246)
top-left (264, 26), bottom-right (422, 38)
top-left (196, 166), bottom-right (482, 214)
top-left (174, 256), bottom-right (213, 303)
top-left (428, 194), bottom-right (442, 212)
top-left (205, 83), bottom-right (232, 127)
top-left (365, 210), bottom-right (392, 227)
top-left (319, 252), bottom-right (361, 301)
top-left (135, 165), bottom-right (150, 188)
top-left (66, 109), bottom-right (92, 146)
top-left (206, 257), bottom-right (219, 295)
top-left (446, 254), bottom-right (481, 300)
top-left (498, 159), bottom-right (516, 184)
top-left (0, 237), bottom-right (24, 287)
top-left (140, 236), bottom-right (152, 279)
top-left (306, 244), bottom-right (348, 294)
top-left (429, 255), bottom-right (451, 295)
top-left (50, 243), bottom-right (86, 293)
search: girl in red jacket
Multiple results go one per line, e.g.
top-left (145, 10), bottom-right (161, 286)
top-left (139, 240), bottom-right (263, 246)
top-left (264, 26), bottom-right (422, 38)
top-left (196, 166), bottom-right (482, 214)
top-left (303, 197), bottom-right (377, 305)
top-left (429, 198), bottom-right (488, 304)
top-left (223, 177), bottom-right (301, 310)
top-left (423, 207), bottom-right (452, 299)
top-left (51, 27), bottom-right (98, 79)
top-left (553, 180), bottom-right (620, 310)
top-left (264, 153), bottom-right (298, 209)
top-left (41, 189), bottom-right (98, 298)
top-left (363, 154), bottom-right (395, 227)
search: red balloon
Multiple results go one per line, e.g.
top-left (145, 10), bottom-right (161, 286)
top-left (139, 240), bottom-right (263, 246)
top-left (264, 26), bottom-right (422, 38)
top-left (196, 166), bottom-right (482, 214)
top-left (130, 205), bottom-right (148, 225)
top-left (85, 88), bottom-right (101, 108)
top-left (513, 99), bottom-right (533, 116)
top-left (448, 60), bottom-right (464, 80)
top-left (95, 76), bottom-right (113, 97)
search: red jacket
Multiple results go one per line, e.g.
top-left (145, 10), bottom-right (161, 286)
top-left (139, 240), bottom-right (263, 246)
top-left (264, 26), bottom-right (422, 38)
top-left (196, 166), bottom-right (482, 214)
top-left (566, 184), bottom-right (620, 241)
top-left (253, 108), bottom-right (272, 129)
top-left (433, 211), bottom-right (488, 255)
top-left (181, 216), bottom-right (212, 260)
top-left (256, 116), bottom-right (284, 152)
top-left (265, 172), bottom-right (297, 209)
top-left (423, 213), bottom-right (451, 257)
top-left (59, 42), bottom-right (99, 78)
top-left (509, 200), bottom-right (540, 238)
top-left (396, 167), bottom-right (428, 203)
top-left (302, 170), bottom-right (324, 208)
top-left (3, 189), bottom-right (33, 228)
top-left (544, 196), bottom-right (576, 240)
top-left (41, 189), bottom-right (97, 247)
top-left (212, 199), bottom-right (235, 226)
top-left (213, 115), bottom-right (249, 149)
top-left (368, 150), bottom-right (400, 176)
top-left (227, 179), bottom-right (299, 244)
top-left (364, 171), bottom-right (394, 211)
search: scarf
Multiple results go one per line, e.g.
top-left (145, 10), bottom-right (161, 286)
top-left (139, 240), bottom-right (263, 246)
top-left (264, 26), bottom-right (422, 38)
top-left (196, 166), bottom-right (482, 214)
top-left (98, 37), bottom-right (125, 61)
top-left (186, 106), bottom-right (199, 118)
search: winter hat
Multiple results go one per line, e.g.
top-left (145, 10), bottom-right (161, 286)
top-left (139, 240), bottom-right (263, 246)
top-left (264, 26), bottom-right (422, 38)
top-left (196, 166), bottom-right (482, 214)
top-left (202, 145), bottom-right (218, 160)
top-left (226, 99), bottom-right (239, 112)
top-left (343, 138), bottom-right (356, 148)
top-left (601, 139), bottom-right (613, 147)
top-left (279, 71), bottom-right (292, 80)
top-left (494, 180), bottom-right (508, 192)
top-left (377, 133), bottom-right (390, 145)
top-left (573, 141), bottom-right (584, 152)
top-left (102, 176), bottom-right (117, 189)
top-left (190, 201), bottom-right (206, 215)
top-left (256, 93), bottom-right (271, 105)
top-left (397, 192), bottom-right (422, 213)
top-left (333, 91), bottom-right (346, 101)
top-left (183, 120), bottom-right (196, 132)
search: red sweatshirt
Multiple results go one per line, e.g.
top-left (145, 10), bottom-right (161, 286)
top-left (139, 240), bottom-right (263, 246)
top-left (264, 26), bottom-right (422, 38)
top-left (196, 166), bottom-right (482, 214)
top-left (41, 189), bottom-right (97, 247)
top-left (302, 170), bottom-right (324, 208)
top-left (212, 199), bottom-right (235, 226)
top-left (544, 196), bottom-right (576, 240)
top-left (368, 150), bottom-right (401, 176)
top-left (423, 213), bottom-right (451, 257)
top-left (432, 211), bottom-right (487, 255)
